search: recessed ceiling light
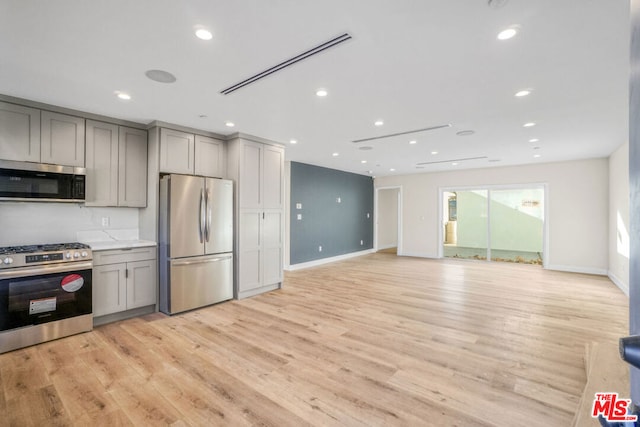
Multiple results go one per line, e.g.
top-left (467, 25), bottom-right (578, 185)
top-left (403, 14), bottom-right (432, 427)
top-left (225, 121), bottom-right (235, 127)
top-left (389, 168), bottom-right (395, 172)
top-left (290, 139), bottom-right (297, 144)
top-left (316, 89), bottom-right (328, 97)
top-left (515, 89), bottom-right (531, 97)
top-left (361, 160), bottom-right (367, 164)
top-left (374, 120), bottom-right (384, 126)
top-left (533, 154), bottom-right (541, 158)
top-left (523, 122), bottom-right (536, 127)
top-left (116, 92), bottom-right (131, 100)
top-left (145, 69), bottom-right (177, 83)
top-left (497, 28), bottom-right (518, 40)
top-left (529, 138), bottom-right (539, 143)
top-left (456, 130), bottom-right (475, 136)
top-left (195, 28), bottom-right (213, 40)
top-left (451, 162), bottom-right (459, 166)
top-left (431, 151), bottom-right (439, 155)
top-left (409, 140), bottom-right (417, 145)
top-left (332, 152), bottom-right (339, 157)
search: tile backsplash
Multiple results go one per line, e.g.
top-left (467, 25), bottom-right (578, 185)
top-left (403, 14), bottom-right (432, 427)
top-left (0, 202), bottom-right (139, 246)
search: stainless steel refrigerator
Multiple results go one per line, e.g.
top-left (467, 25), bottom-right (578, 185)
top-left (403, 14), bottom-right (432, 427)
top-left (159, 174), bottom-right (233, 314)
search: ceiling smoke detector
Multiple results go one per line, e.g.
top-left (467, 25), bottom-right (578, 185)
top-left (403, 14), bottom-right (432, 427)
top-left (488, 0), bottom-right (508, 9)
top-left (359, 146), bottom-right (373, 151)
top-left (145, 69), bottom-right (177, 84)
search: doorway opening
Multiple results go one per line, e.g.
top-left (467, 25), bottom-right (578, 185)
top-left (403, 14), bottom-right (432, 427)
top-left (441, 186), bottom-right (545, 265)
top-left (375, 187), bottom-right (402, 255)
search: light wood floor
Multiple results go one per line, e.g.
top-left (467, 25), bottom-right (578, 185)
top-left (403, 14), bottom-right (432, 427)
top-left (0, 254), bottom-right (629, 426)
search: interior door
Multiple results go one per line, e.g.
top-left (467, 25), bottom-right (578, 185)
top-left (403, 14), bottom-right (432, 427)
top-left (205, 178), bottom-right (233, 254)
top-left (168, 174), bottom-right (205, 258)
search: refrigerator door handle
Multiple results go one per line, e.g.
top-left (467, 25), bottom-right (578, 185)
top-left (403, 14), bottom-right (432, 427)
top-left (198, 188), bottom-right (205, 243)
top-left (171, 255), bottom-right (231, 266)
top-left (205, 188), bottom-right (211, 242)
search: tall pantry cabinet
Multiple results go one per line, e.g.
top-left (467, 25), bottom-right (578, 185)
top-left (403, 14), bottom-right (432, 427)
top-left (227, 134), bottom-right (285, 299)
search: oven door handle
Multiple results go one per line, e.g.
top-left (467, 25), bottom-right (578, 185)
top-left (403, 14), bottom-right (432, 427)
top-left (0, 261), bottom-right (93, 279)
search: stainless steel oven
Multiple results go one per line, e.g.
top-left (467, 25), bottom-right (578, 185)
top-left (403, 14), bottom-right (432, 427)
top-left (0, 243), bottom-right (93, 353)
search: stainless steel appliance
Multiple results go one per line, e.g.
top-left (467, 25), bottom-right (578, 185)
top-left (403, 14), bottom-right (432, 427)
top-left (159, 174), bottom-right (233, 314)
top-left (0, 159), bottom-right (86, 202)
top-left (0, 242), bottom-right (92, 353)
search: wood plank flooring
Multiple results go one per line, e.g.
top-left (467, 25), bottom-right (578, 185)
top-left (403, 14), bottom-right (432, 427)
top-left (0, 253), bottom-right (629, 426)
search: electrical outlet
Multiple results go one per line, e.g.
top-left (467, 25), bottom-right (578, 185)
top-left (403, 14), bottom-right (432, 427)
top-left (101, 217), bottom-right (110, 227)
top-left (318, 245), bottom-right (322, 252)
top-left (297, 214), bottom-right (302, 220)
top-left (336, 197), bottom-right (341, 203)
top-left (367, 213), bottom-right (370, 218)
top-left (360, 240), bottom-right (364, 245)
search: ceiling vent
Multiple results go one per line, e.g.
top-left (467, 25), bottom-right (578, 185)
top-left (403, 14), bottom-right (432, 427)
top-left (416, 156), bottom-right (488, 165)
top-left (352, 124), bottom-right (451, 144)
top-left (220, 33), bottom-right (352, 95)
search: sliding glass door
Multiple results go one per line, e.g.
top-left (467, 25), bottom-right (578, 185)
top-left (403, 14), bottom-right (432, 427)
top-left (442, 186), bottom-right (544, 265)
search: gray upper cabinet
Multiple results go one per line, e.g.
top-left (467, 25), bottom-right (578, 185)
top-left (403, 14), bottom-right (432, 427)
top-left (86, 120), bottom-right (147, 207)
top-left (85, 120), bottom-right (119, 206)
top-left (160, 129), bottom-right (194, 174)
top-left (263, 145), bottom-right (284, 209)
top-left (118, 127), bottom-right (147, 207)
top-left (239, 141), bottom-right (262, 209)
top-left (194, 135), bottom-right (225, 178)
top-left (41, 111), bottom-right (85, 167)
top-left (160, 129), bottom-right (226, 177)
top-left (0, 101), bottom-right (41, 162)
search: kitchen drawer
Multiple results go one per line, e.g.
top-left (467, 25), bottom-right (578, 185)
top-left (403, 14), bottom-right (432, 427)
top-left (93, 246), bottom-right (156, 266)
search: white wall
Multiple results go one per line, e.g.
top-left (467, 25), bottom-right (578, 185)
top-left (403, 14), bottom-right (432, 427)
top-left (375, 158), bottom-right (609, 275)
top-left (0, 202), bottom-right (139, 246)
top-left (609, 142), bottom-right (630, 293)
top-left (377, 188), bottom-right (398, 249)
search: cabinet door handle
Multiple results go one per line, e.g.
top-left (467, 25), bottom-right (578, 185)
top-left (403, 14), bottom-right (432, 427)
top-left (125, 268), bottom-right (129, 279)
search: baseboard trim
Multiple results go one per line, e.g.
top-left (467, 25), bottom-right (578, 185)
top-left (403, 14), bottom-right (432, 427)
top-left (377, 244), bottom-right (397, 250)
top-left (286, 249), bottom-right (375, 271)
top-left (607, 271), bottom-right (629, 296)
top-left (544, 264), bottom-right (608, 276)
top-left (396, 251), bottom-right (438, 259)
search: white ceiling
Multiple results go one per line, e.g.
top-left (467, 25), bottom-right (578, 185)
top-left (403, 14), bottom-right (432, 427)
top-left (0, 0), bottom-right (630, 177)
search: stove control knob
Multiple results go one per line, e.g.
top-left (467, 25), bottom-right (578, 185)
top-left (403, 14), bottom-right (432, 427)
top-left (3, 257), bottom-right (13, 265)
top-left (73, 252), bottom-right (80, 258)
top-left (81, 251), bottom-right (88, 258)
top-left (65, 252), bottom-right (72, 259)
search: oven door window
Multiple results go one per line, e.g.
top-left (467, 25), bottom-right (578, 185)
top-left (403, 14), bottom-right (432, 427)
top-left (0, 269), bottom-right (91, 331)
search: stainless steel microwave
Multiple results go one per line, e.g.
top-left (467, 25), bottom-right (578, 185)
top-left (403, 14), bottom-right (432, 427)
top-left (0, 160), bottom-right (85, 202)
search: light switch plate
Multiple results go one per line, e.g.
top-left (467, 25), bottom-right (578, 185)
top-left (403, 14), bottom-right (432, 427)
top-left (297, 214), bottom-right (302, 220)
top-left (296, 203), bottom-right (302, 209)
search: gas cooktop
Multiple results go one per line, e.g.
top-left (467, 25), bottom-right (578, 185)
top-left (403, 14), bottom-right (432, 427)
top-left (0, 242), bottom-right (90, 255)
top-left (0, 242), bottom-right (92, 269)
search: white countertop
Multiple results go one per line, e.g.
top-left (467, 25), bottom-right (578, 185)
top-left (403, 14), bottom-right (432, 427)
top-left (77, 229), bottom-right (157, 251)
top-left (87, 240), bottom-right (157, 251)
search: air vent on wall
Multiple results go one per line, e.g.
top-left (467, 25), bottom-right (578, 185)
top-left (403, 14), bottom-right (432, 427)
top-left (352, 124), bottom-right (451, 143)
top-left (220, 33), bottom-right (352, 95)
top-left (416, 156), bottom-right (488, 165)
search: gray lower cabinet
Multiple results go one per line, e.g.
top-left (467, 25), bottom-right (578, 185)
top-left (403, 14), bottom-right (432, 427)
top-left (93, 247), bottom-right (157, 319)
top-left (85, 120), bottom-right (147, 207)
